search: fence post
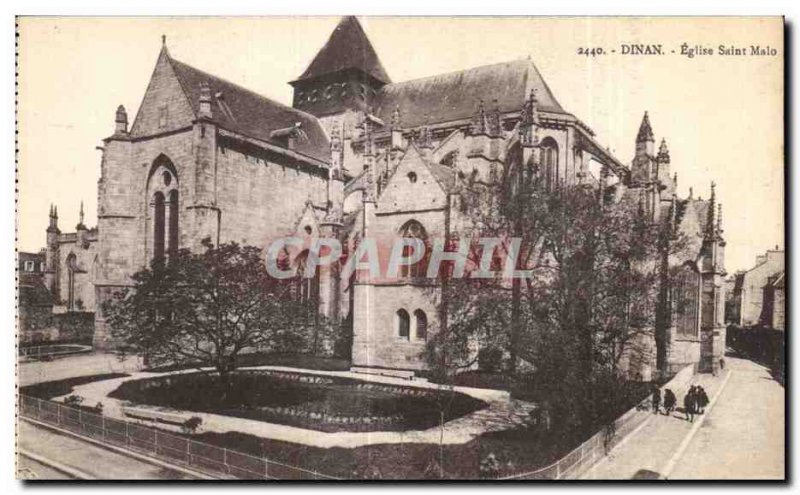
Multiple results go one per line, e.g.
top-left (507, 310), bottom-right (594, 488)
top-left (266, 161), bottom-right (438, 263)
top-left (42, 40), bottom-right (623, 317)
top-left (264, 458), bottom-right (269, 480)
top-left (37, 397), bottom-right (42, 418)
top-left (102, 415), bottom-right (106, 442)
top-left (186, 439), bottom-right (192, 466)
top-left (154, 430), bottom-right (159, 455)
top-left (56, 402), bottom-right (61, 426)
top-left (125, 420), bottom-right (130, 447)
top-left (556, 460), bottom-right (560, 479)
top-left (223, 448), bottom-right (229, 474)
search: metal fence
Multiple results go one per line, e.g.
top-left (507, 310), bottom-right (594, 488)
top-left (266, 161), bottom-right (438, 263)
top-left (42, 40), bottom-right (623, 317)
top-left (497, 364), bottom-right (696, 480)
top-left (18, 395), bottom-right (339, 480)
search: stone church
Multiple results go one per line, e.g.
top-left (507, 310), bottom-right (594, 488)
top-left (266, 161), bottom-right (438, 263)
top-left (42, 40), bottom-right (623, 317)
top-left (43, 16), bottom-right (726, 376)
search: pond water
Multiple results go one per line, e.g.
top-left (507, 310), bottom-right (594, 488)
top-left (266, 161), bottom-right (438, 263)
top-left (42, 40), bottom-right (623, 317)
top-left (110, 370), bottom-right (487, 433)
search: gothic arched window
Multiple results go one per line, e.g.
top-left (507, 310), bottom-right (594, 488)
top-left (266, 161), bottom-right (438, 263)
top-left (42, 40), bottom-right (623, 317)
top-left (397, 309), bottom-right (410, 340)
top-left (540, 137), bottom-right (559, 191)
top-left (66, 253), bottom-right (78, 310)
top-left (153, 192), bottom-right (166, 262)
top-left (294, 250), bottom-right (320, 308)
top-left (414, 309), bottom-right (428, 340)
top-left (146, 155), bottom-right (179, 264)
top-left (398, 220), bottom-right (430, 279)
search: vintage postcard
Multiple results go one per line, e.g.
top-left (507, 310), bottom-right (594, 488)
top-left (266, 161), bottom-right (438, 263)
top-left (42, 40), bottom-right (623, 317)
top-left (15, 16), bottom-right (784, 481)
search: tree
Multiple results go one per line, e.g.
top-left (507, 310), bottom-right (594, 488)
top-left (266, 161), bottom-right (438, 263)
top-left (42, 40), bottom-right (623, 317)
top-left (429, 170), bottom-right (686, 436)
top-left (103, 239), bottom-right (317, 392)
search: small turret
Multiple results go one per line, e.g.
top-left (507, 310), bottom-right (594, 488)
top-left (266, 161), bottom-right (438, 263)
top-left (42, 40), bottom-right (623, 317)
top-left (470, 100), bottom-right (489, 136)
top-left (198, 82), bottom-right (213, 119)
top-left (390, 105), bottom-right (403, 150)
top-left (76, 201), bottom-right (85, 229)
top-left (115, 105), bottom-right (128, 134)
top-left (657, 138), bottom-right (670, 164)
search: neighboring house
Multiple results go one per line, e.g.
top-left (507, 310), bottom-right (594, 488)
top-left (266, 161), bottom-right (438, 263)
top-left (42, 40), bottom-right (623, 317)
top-left (18, 250), bottom-right (54, 342)
top-left (729, 248), bottom-right (785, 328)
top-left (43, 16), bottom-right (727, 375)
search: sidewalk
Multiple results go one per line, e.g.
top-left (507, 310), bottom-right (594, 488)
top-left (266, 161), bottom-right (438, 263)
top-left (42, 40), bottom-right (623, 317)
top-left (668, 356), bottom-right (784, 479)
top-left (582, 368), bottom-right (728, 479)
top-left (17, 419), bottom-right (195, 480)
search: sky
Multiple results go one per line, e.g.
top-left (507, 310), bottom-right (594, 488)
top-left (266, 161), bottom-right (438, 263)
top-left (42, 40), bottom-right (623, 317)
top-left (16, 16), bottom-right (783, 273)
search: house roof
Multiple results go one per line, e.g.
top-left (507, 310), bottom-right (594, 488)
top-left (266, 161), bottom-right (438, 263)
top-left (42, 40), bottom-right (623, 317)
top-left (168, 54), bottom-right (331, 163)
top-left (294, 16), bottom-right (391, 85)
top-left (19, 275), bottom-right (53, 307)
top-left (372, 58), bottom-right (567, 129)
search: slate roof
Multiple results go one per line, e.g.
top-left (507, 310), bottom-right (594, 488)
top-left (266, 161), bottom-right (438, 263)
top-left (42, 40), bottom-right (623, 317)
top-left (372, 58), bottom-right (567, 129)
top-left (294, 16), bottom-right (391, 85)
top-left (168, 55), bottom-right (331, 163)
top-left (19, 275), bottom-right (53, 307)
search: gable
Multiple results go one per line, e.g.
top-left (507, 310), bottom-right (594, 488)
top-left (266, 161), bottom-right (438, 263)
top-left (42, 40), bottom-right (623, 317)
top-left (130, 49), bottom-right (196, 137)
top-left (377, 148), bottom-right (448, 214)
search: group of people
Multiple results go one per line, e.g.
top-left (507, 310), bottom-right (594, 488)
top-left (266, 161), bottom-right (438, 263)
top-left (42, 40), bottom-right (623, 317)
top-left (651, 384), bottom-right (709, 422)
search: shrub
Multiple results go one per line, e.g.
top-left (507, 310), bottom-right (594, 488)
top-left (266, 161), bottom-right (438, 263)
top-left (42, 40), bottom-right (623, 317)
top-left (63, 395), bottom-right (84, 408)
top-left (479, 452), bottom-right (501, 479)
top-left (478, 347), bottom-right (503, 373)
top-left (182, 416), bottom-right (203, 434)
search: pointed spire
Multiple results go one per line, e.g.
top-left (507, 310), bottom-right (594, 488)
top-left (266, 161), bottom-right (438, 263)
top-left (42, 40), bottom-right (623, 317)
top-left (657, 138), bottom-right (670, 163)
top-left (636, 111), bottom-right (654, 143)
top-left (294, 16), bottom-right (390, 85)
top-left (79, 201), bottom-right (84, 225)
top-left (705, 181), bottom-right (716, 239)
top-left (391, 105), bottom-right (401, 129)
top-left (717, 203), bottom-right (723, 235)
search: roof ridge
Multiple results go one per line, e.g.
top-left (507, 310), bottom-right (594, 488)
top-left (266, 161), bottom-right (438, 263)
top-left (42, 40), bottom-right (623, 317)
top-left (168, 55), bottom-right (320, 123)
top-left (386, 57), bottom-right (531, 88)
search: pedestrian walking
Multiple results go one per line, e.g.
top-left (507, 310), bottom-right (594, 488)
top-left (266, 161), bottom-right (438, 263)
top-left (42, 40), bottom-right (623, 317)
top-left (663, 389), bottom-right (676, 415)
top-left (651, 386), bottom-right (661, 414)
top-left (683, 387), bottom-right (696, 422)
top-left (697, 386), bottom-right (709, 414)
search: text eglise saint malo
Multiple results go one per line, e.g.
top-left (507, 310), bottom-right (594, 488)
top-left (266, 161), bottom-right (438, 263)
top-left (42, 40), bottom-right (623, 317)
top-left (576, 43), bottom-right (778, 58)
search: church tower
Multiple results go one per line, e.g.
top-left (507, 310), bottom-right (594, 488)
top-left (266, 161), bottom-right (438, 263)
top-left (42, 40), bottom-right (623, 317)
top-left (289, 16), bottom-right (390, 118)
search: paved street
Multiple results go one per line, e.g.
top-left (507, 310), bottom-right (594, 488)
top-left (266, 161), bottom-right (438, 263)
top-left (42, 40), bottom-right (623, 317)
top-left (669, 356), bottom-right (784, 479)
top-left (583, 354), bottom-right (784, 480)
top-left (17, 420), bottom-right (194, 480)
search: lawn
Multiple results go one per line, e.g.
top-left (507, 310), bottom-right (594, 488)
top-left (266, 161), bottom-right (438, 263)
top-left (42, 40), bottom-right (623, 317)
top-left (108, 370), bottom-right (486, 433)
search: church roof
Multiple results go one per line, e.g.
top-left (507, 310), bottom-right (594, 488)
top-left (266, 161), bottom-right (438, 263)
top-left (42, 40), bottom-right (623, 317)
top-left (294, 16), bottom-right (391, 85)
top-left (372, 58), bottom-right (566, 129)
top-left (169, 55), bottom-right (330, 163)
